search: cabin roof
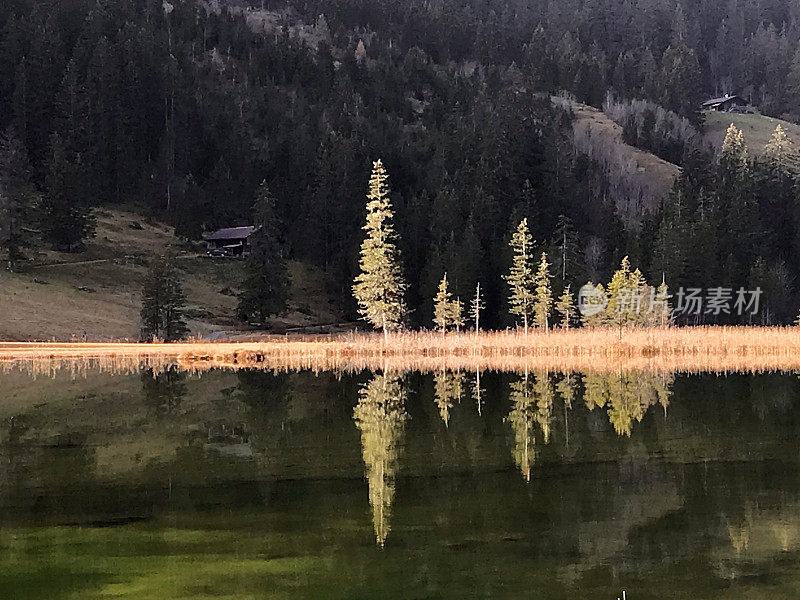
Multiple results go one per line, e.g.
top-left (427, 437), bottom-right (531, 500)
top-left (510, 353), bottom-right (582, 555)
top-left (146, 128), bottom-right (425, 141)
top-left (702, 94), bottom-right (744, 107)
top-left (203, 226), bottom-right (256, 241)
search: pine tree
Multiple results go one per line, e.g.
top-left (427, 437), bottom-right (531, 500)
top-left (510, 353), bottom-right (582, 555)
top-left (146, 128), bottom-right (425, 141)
top-left (605, 256), bottom-right (635, 329)
top-left (451, 297), bottom-right (464, 332)
top-left (603, 258), bottom-right (655, 329)
top-left (315, 14), bottom-right (332, 42)
top-left (433, 273), bottom-right (464, 333)
top-left (40, 133), bottom-right (94, 251)
top-left (353, 160), bottom-right (406, 340)
top-left (355, 40), bottom-right (367, 62)
top-left (506, 218), bottom-right (535, 333)
top-left (651, 183), bottom-right (690, 289)
top-left (471, 282), bottom-right (484, 333)
top-left (653, 279), bottom-right (672, 327)
top-left (717, 123), bottom-right (756, 284)
top-left (433, 273), bottom-right (454, 333)
top-left (533, 252), bottom-right (553, 330)
top-left (551, 214), bottom-right (583, 290)
top-left (237, 182), bottom-right (290, 327)
top-left (204, 157), bottom-right (235, 227)
top-left (0, 127), bottom-right (37, 271)
top-left (720, 123), bottom-right (748, 169)
top-left (764, 124), bottom-right (793, 169)
top-left (789, 46), bottom-right (800, 110)
top-left (555, 285), bottom-right (577, 329)
top-left (629, 267), bottom-right (648, 325)
top-left (453, 222), bottom-right (482, 304)
top-left (140, 257), bottom-right (189, 342)
top-left (658, 43), bottom-right (703, 122)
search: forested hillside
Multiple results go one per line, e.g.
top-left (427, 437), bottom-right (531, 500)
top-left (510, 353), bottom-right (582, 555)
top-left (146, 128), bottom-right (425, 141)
top-left (2, 0), bottom-right (800, 327)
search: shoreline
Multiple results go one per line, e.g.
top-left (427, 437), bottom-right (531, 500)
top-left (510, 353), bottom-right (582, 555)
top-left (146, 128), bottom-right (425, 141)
top-left (3, 326), bottom-right (800, 374)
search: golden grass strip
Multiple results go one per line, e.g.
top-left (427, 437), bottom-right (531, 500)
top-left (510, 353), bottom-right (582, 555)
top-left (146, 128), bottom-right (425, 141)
top-left (3, 326), bottom-right (800, 376)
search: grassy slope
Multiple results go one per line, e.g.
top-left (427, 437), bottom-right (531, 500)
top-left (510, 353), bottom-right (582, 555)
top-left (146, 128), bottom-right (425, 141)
top-left (0, 209), bottom-right (342, 341)
top-left (704, 111), bottom-right (800, 168)
top-left (568, 101), bottom-right (682, 197)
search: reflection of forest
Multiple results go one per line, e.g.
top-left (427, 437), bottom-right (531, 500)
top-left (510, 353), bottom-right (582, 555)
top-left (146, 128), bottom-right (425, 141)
top-left (506, 371), bottom-right (674, 480)
top-left (5, 364), bottom-right (800, 585)
top-left (353, 374), bottom-right (408, 546)
top-left (583, 371), bottom-right (674, 436)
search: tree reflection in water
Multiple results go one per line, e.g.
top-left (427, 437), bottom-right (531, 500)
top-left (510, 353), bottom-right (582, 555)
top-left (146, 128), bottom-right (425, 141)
top-left (141, 366), bottom-right (188, 417)
top-left (583, 371), bottom-right (674, 436)
top-left (433, 371), bottom-right (465, 427)
top-left (506, 370), bottom-right (675, 479)
top-left (506, 370), bottom-right (554, 481)
top-left (353, 373), bottom-right (408, 547)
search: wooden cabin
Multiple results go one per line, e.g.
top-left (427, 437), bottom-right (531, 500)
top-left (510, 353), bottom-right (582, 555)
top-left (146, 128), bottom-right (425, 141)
top-left (203, 226), bottom-right (256, 257)
top-left (702, 94), bottom-right (748, 112)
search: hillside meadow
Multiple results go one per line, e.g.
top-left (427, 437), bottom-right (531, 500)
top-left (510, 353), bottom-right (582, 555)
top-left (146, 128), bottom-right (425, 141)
top-left (0, 210), bottom-right (342, 342)
top-left (704, 111), bottom-right (800, 169)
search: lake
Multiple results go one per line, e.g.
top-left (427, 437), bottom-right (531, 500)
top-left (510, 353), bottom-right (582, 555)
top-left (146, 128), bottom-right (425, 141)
top-left (2, 363), bottom-right (800, 599)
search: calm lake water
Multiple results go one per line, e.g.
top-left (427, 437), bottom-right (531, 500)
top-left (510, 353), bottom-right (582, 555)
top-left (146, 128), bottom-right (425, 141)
top-left (2, 365), bottom-right (800, 599)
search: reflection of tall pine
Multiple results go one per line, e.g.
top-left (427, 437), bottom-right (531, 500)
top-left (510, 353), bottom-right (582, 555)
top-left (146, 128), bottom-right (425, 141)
top-left (238, 181), bottom-right (289, 327)
top-left (140, 257), bottom-right (188, 341)
top-left (353, 160), bottom-right (406, 339)
top-left (353, 373), bottom-right (408, 547)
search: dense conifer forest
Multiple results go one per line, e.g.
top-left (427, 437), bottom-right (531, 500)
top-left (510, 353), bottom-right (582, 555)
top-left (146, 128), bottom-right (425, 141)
top-left (3, 0), bottom-right (800, 328)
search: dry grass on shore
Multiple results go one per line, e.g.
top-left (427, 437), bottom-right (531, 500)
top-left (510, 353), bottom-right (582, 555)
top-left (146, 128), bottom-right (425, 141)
top-left (3, 326), bottom-right (800, 376)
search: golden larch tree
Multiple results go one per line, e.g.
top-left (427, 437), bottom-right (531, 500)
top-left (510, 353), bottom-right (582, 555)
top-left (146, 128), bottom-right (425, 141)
top-left (533, 252), bottom-right (553, 330)
top-left (353, 160), bottom-right (407, 340)
top-left (506, 218), bottom-right (535, 333)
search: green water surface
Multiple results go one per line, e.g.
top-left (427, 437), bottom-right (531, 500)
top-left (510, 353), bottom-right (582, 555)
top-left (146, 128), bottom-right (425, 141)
top-left (1, 367), bottom-right (800, 599)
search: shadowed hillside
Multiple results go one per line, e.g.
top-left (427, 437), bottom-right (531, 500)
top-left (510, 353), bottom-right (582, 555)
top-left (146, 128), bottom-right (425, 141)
top-left (0, 211), bottom-right (342, 341)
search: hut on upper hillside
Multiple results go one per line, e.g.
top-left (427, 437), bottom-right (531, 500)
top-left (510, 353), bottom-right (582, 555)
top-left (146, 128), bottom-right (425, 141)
top-left (702, 94), bottom-right (748, 112)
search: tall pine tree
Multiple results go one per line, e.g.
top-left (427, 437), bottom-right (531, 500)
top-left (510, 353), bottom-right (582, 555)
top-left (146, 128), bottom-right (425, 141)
top-left (140, 257), bottom-right (189, 342)
top-left (433, 273), bottom-right (453, 333)
top-left (40, 133), bottom-right (94, 251)
top-left (555, 285), bottom-right (577, 330)
top-left (533, 252), bottom-right (553, 330)
top-left (0, 126), bottom-right (37, 270)
top-left (238, 182), bottom-right (290, 327)
top-left (506, 218), bottom-right (535, 334)
top-left (353, 160), bottom-right (407, 339)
